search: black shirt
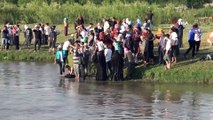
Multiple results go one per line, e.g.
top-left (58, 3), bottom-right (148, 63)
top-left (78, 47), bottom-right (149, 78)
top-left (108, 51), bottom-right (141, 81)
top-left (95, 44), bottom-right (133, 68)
top-left (2, 29), bottom-right (8, 38)
top-left (33, 29), bottom-right (42, 39)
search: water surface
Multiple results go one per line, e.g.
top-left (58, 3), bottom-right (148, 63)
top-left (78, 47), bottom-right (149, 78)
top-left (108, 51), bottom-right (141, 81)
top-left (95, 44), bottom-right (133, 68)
top-left (0, 62), bottom-right (213, 120)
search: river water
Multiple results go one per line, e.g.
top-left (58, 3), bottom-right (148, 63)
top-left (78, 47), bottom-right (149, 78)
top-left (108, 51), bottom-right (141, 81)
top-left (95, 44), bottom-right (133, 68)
top-left (0, 62), bottom-right (213, 120)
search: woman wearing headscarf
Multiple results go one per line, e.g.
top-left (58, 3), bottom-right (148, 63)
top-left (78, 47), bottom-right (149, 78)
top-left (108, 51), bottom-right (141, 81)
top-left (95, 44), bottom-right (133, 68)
top-left (95, 40), bottom-right (107, 81)
top-left (64, 18), bottom-right (69, 36)
top-left (111, 34), bottom-right (124, 81)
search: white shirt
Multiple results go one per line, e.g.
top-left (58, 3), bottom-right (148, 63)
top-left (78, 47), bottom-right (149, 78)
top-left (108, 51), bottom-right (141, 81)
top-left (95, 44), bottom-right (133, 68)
top-left (63, 41), bottom-right (70, 50)
top-left (97, 41), bottom-right (104, 51)
top-left (166, 39), bottom-right (172, 51)
top-left (170, 32), bottom-right (178, 46)
top-left (80, 30), bottom-right (88, 38)
top-left (44, 26), bottom-right (51, 35)
top-left (194, 29), bottom-right (202, 42)
top-left (104, 21), bottom-right (110, 32)
top-left (15, 28), bottom-right (21, 36)
top-left (104, 48), bottom-right (112, 62)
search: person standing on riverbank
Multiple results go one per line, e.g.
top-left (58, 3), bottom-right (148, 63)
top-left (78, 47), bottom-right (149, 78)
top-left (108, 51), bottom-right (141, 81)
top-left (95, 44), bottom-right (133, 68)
top-left (170, 27), bottom-right (179, 64)
top-left (95, 39), bottom-right (107, 81)
top-left (146, 28), bottom-right (155, 65)
top-left (33, 25), bottom-right (42, 51)
top-left (194, 24), bottom-right (202, 54)
top-left (24, 25), bottom-right (33, 49)
top-left (104, 44), bottom-right (112, 79)
top-left (1, 26), bottom-right (9, 50)
top-left (14, 25), bottom-right (21, 50)
top-left (7, 25), bottom-right (13, 47)
top-left (164, 34), bottom-right (172, 69)
top-left (177, 18), bottom-right (185, 48)
top-left (49, 27), bottom-right (57, 53)
top-left (184, 24), bottom-right (197, 58)
top-left (146, 11), bottom-right (154, 30)
top-left (64, 18), bottom-right (69, 36)
top-left (155, 28), bottom-right (165, 65)
top-left (44, 23), bottom-right (50, 45)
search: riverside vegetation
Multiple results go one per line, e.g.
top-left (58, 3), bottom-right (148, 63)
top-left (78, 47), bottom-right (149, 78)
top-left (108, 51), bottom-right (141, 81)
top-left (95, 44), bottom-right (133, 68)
top-left (1, 0), bottom-right (213, 25)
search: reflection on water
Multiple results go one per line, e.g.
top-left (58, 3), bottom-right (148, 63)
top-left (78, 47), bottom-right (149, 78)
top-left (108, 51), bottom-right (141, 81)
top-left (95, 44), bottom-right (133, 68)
top-left (0, 62), bottom-right (213, 120)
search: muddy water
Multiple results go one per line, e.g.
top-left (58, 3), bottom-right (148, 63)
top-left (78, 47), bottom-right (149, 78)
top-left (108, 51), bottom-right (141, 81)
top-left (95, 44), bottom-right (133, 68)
top-left (0, 62), bottom-right (213, 120)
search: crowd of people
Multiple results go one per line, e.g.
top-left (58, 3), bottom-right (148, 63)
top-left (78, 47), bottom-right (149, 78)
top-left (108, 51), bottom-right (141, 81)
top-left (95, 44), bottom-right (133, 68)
top-left (1, 23), bottom-right (60, 52)
top-left (1, 24), bottom-right (22, 50)
top-left (0, 12), bottom-right (207, 82)
top-left (54, 14), bottom-right (204, 81)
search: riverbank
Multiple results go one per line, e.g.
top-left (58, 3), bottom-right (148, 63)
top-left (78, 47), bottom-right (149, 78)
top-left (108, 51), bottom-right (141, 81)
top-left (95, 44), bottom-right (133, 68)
top-left (132, 46), bottom-right (213, 84)
top-left (0, 47), bottom-right (212, 84)
top-left (0, 49), bottom-right (55, 62)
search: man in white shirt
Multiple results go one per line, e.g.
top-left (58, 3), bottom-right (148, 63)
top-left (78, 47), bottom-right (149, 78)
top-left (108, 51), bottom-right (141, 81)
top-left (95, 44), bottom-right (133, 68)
top-left (44, 23), bottom-right (51, 45)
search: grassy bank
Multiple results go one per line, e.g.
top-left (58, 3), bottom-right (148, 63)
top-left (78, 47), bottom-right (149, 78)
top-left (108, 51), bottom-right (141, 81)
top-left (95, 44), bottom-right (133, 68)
top-left (0, 49), bottom-right (55, 62)
top-left (131, 46), bottom-right (213, 84)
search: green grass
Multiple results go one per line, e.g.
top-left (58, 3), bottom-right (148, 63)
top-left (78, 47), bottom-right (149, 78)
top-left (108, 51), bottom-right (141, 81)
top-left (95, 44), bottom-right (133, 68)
top-left (0, 49), bottom-right (55, 62)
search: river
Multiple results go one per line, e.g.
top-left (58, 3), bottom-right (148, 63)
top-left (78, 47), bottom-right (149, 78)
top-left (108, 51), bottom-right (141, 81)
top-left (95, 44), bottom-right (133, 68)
top-left (0, 62), bottom-right (213, 120)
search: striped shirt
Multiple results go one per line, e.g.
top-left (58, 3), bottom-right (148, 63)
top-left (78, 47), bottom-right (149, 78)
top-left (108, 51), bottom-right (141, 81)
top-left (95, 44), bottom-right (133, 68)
top-left (73, 50), bottom-right (80, 64)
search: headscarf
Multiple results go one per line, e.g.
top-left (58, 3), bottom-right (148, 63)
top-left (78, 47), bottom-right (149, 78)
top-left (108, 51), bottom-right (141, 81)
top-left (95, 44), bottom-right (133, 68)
top-left (136, 19), bottom-right (142, 28)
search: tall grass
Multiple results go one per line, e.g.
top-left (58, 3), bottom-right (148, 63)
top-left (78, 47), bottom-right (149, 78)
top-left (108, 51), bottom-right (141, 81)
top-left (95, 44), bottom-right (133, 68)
top-left (0, 1), bottom-right (208, 25)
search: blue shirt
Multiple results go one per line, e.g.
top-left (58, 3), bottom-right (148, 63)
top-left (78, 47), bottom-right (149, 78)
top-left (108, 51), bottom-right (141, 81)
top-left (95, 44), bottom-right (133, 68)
top-left (56, 51), bottom-right (64, 62)
top-left (188, 28), bottom-right (195, 41)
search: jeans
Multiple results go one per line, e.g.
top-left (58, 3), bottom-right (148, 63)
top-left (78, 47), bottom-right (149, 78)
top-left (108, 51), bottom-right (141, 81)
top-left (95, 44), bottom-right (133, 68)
top-left (1, 38), bottom-right (9, 49)
top-left (34, 38), bottom-right (41, 51)
top-left (184, 41), bottom-right (195, 58)
top-left (158, 46), bottom-right (164, 64)
top-left (195, 41), bottom-right (201, 53)
top-left (57, 60), bottom-right (65, 75)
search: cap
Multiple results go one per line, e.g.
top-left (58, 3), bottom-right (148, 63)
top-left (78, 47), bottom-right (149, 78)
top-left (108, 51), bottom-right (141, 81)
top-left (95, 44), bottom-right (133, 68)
top-left (57, 45), bottom-right (62, 49)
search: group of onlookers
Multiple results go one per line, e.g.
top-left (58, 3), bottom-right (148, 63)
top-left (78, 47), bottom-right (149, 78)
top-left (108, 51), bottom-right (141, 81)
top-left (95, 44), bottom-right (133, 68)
top-left (0, 14), bottom-right (206, 81)
top-left (1, 24), bottom-right (22, 50)
top-left (1, 23), bottom-right (60, 52)
top-left (56, 15), bottom-right (202, 81)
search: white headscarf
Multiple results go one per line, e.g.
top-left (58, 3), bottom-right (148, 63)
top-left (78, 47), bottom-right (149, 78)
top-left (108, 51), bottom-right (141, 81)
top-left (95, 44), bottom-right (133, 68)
top-left (24, 25), bottom-right (28, 30)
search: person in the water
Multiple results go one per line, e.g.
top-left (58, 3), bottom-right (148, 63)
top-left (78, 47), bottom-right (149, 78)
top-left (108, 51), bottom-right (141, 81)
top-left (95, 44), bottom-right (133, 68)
top-left (55, 44), bottom-right (65, 76)
top-left (64, 65), bottom-right (75, 78)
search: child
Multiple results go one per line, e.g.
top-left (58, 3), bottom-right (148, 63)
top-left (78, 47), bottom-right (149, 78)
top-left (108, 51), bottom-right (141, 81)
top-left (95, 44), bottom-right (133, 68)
top-left (104, 44), bottom-right (112, 79)
top-left (55, 45), bottom-right (65, 75)
top-left (163, 34), bottom-right (172, 70)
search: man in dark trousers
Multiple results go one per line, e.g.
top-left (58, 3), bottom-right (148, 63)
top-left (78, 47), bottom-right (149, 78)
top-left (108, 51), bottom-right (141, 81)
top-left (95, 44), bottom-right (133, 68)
top-left (33, 25), bottom-right (42, 51)
top-left (184, 24), bottom-right (197, 58)
top-left (24, 25), bottom-right (33, 49)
